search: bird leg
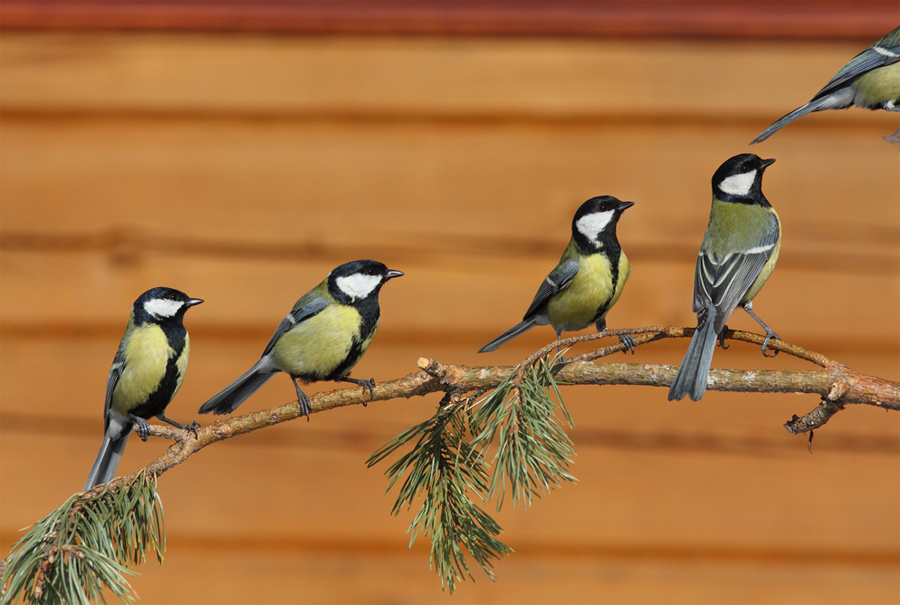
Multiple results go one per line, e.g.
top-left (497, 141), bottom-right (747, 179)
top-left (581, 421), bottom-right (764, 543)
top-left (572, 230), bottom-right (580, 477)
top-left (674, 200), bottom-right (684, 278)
top-left (290, 376), bottom-right (312, 421)
top-left (128, 414), bottom-right (152, 442)
top-left (554, 331), bottom-right (567, 363)
top-left (337, 376), bottom-right (375, 405)
top-left (155, 414), bottom-right (200, 438)
top-left (741, 302), bottom-right (780, 358)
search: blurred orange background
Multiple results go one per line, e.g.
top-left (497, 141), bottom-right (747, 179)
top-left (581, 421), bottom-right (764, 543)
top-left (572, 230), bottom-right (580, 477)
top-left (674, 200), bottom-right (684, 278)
top-left (1, 2), bottom-right (898, 603)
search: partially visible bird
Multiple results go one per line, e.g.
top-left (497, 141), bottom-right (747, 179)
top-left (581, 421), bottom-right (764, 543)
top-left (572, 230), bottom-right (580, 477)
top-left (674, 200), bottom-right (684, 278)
top-left (751, 25), bottom-right (900, 144)
top-left (85, 287), bottom-right (203, 491)
top-left (668, 154), bottom-right (781, 402)
top-left (478, 196), bottom-right (635, 356)
top-left (198, 260), bottom-right (402, 419)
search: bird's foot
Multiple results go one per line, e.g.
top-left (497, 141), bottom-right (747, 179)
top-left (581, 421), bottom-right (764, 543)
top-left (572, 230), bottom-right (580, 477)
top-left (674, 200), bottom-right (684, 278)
top-left (761, 330), bottom-right (781, 358)
top-left (339, 377), bottom-right (375, 406)
top-left (619, 334), bottom-right (636, 354)
top-left (290, 376), bottom-right (312, 421)
top-left (129, 414), bottom-right (152, 442)
top-left (717, 327), bottom-right (730, 350)
top-left (297, 391), bottom-right (311, 421)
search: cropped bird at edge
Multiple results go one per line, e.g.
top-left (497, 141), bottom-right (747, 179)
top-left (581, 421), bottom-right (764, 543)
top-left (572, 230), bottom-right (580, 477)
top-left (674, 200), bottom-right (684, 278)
top-left (751, 25), bottom-right (900, 144)
top-left (198, 260), bottom-right (402, 419)
top-left (478, 196), bottom-right (635, 357)
top-left (85, 287), bottom-right (203, 491)
top-left (668, 154), bottom-right (781, 402)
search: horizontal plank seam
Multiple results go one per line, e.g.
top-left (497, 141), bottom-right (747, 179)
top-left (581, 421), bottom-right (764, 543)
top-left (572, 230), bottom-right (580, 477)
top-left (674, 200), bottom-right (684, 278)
top-left (61, 533), bottom-right (900, 567)
top-left (1, 230), bottom-right (897, 275)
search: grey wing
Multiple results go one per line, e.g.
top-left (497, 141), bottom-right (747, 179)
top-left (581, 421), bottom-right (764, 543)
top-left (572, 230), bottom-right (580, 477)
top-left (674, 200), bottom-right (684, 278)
top-left (104, 354), bottom-right (125, 420)
top-left (521, 259), bottom-right (579, 320)
top-left (693, 221), bottom-right (779, 332)
top-left (261, 297), bottom-right (329, 356)
top-left (813, 44), bottom-right (900, 100)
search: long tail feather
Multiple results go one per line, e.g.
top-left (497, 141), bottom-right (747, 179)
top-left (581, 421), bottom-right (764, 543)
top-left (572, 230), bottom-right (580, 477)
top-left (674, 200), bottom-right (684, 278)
top-left (478, 319), bottom-right (538, 353)
top-left (198, 359), bottom-right (276, 415)
top-left (84, 432), bottom-right (130, 491)
top-left (750, 94), bottom-right (849, 144)
top-left (668, 306), bottom-right (719, 401)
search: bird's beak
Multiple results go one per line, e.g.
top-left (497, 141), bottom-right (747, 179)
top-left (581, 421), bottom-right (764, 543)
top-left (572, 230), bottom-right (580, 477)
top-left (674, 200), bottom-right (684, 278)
top-left (618, 200), bottom-right (635, 211)
top-left (760, 158), bottom-right (776, 168)
top-left (186, 298), bottom-right (204, 307)
top-left (386, 270), bottom-right (404, 280)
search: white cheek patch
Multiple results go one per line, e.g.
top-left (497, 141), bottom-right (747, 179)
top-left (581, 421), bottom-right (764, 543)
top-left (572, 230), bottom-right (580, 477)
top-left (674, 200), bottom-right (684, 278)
top-left (336, 273), bottom-right (381, 300)
top-left (719, 170), bottom-right (756, 196)
top-left (143, 298), bottom-right (183, 318)
top-left (575, 211), bottom-right (614, 243)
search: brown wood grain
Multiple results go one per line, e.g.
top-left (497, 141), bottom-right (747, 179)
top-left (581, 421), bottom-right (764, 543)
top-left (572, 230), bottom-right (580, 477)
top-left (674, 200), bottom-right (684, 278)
top-left (3, 34), bottom-right (898, 117)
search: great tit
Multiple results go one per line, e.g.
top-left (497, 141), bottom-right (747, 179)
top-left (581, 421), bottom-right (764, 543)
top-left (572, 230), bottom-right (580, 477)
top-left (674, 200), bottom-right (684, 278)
top-left (478, 196), bottom-right (635, 356)
top-left (668, 154), bottom-right (781, 402)
top-left (198, 260), bottom-right (402, 419)
top-left (84, 287), bottom-right (203, 490)
top-left (751, 25), bottom-right (900, 144)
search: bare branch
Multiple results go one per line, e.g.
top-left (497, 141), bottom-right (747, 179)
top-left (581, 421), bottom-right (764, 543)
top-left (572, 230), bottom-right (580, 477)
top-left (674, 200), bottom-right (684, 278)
top-left (135, 326), bottom-right (898, 482)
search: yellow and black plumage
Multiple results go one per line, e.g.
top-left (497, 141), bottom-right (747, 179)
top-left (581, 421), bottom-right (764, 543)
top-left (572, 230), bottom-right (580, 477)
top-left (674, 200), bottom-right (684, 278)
top-left (478, 196), bottom-right (634, 355)
top-left (669, 154), bottom-right (781, 402)
top-left (198, 260), bottom-right (402, 419)
top-left (84, 287), bottom-right (203, 490)
top-left (751, 25), bottom-right (900, 144)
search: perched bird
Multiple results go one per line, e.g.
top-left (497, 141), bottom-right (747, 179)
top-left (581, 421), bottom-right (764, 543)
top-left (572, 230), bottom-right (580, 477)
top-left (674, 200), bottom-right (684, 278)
top-left (751, 25), bottom-right (900, 144)
top-left (478, 196), bottom-right (635, 356)
top-left (198, 260), bottom-right (402, 419)
top-left (84, 287), bottom-right (203, 491)
top-left (668, 154), bottom-right (781, 402)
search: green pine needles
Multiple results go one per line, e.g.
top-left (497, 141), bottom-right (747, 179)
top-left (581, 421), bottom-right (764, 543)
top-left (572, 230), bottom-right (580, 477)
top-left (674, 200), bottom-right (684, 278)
top-left (2, 472), bottom-right (165, 605)
top-left (367, 356), bottom-right (577, 592)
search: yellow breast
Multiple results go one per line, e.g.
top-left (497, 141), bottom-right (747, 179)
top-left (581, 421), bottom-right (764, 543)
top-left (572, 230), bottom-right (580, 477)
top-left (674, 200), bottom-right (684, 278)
top-left (113, 326), bottom-right (172, 414)
top-left (271, 304), bottom-right (364, 378)
top-left (547, 252), bottom-right (629, 332)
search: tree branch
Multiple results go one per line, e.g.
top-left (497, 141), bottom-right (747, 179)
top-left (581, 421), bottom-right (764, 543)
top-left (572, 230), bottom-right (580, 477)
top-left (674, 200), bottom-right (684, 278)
top-left (133, 325), bottom-right (898, 483)
top-left (9, 325), bottom-right (898, 603)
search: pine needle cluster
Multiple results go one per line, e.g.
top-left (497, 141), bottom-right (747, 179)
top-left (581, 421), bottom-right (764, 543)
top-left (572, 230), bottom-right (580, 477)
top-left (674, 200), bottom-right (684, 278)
top-left (2, 472), bottom-right (164, 605)
top-left (367, 356), bottom-right (577, 592)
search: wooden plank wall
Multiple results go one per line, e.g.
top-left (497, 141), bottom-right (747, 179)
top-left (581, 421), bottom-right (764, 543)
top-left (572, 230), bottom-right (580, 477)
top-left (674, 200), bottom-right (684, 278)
top-left (2, 27), bottom-right (899, 604)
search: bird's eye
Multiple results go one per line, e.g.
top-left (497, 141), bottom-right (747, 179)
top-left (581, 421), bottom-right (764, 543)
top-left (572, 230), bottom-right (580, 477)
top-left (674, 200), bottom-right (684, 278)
top-left (740, 165), bottom-right (751, 173)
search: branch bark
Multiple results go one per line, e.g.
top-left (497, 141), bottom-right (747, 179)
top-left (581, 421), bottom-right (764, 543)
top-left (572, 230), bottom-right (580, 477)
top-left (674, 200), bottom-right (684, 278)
top-left (110, 325), bottom-right (897, 486)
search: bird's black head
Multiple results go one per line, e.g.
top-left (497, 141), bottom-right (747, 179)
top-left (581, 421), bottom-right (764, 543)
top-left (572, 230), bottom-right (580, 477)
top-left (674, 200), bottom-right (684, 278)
top-left (712, 154), bottom-right (775, 205)
top-left (571, 195), bottom-right (634, 249)
top-left (328, 260), bottom-right (403, 304)
top-left (133, 287), bottom-right (204, 324)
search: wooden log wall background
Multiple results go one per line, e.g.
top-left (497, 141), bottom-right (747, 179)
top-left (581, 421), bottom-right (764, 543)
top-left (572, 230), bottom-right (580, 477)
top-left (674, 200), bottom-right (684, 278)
top-left (1, 3), bottom-right (898, 603)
